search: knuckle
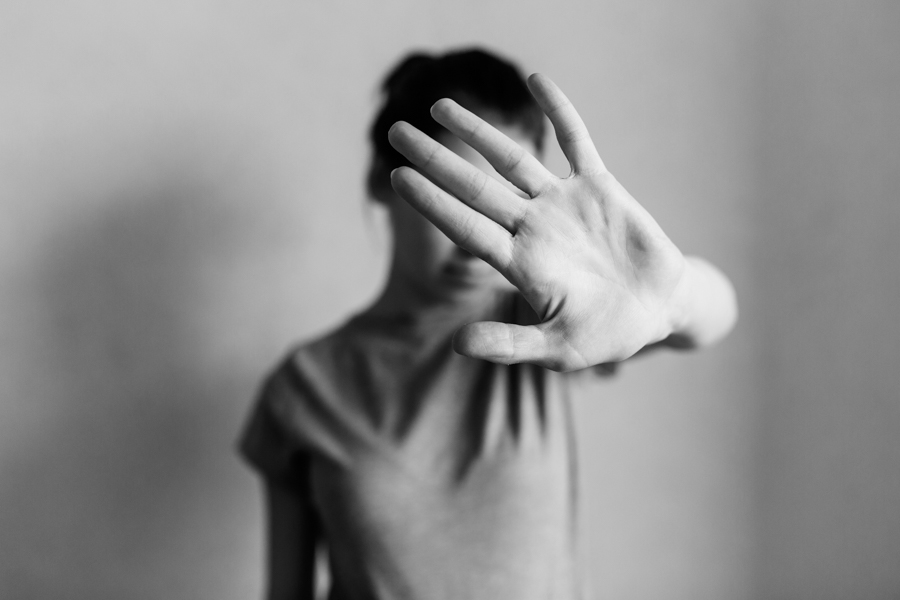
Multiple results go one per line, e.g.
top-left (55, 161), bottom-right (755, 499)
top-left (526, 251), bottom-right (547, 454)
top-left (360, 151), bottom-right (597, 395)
top-left (503, 146), bottom-right (525, 174)
top-left (512, 201), bottom-right (529, 230)
top-left (468, 173), bottom-right (489, 202)
top-left (560, 125), bottom-right (589, 144)
top-left (531, 178), bottom-right (558, 199)
top-left (546, 97), bottom-right (572, 118)
top-left (468, 119), bottom-right (485, 139)
top-left (421, 144), bottom-right (439, 169)
top-left (506, 327), bottom-right (519, 363)
top-left (457, 213), bottom-right (478, 245)
top-left (425, 186), bottom-right (443, 210)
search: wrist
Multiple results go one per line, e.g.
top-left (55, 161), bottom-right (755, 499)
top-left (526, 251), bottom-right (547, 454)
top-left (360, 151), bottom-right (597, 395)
top-left (661, 255), bottom-right (738, 349)
top-left (659, 255), bottom-right (700, 347)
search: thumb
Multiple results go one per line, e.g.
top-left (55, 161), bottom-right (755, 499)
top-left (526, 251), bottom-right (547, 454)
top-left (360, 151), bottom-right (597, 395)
top-left (452, 321), bottom-right (561, 369)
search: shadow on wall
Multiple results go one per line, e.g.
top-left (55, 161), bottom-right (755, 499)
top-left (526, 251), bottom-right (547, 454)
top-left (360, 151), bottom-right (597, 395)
top-left (5, 165), bottom-right (261, 599)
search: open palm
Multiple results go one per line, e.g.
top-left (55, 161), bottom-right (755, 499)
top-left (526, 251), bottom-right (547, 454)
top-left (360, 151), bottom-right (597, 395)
top-left (388, 74), bottom-right (687, 371)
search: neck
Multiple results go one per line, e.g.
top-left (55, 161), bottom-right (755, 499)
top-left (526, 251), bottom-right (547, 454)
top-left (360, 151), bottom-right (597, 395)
top-left (366, 262), bottom-right (498, 321)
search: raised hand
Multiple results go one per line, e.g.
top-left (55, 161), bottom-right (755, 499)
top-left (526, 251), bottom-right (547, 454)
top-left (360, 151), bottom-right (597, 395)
top-left (388, 74), bottom-right (689, 372)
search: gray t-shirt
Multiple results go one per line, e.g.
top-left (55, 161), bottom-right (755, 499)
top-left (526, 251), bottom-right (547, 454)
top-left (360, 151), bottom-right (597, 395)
top-left (240, 292), bottom-right (610, 600)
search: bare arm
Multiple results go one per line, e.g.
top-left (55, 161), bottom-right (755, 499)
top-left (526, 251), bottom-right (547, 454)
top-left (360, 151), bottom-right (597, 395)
top-left (645, 255), bottom-right (738, 352)
top-left (262, 479), bottom-right (319, 600)
top-left (387, 74), bottom-right (737, 370)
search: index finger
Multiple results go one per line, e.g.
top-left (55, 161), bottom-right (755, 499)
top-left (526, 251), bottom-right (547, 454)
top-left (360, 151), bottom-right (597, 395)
top-left (526, 74), bottom-right (606, 174)
top-left (430, 98), bottom-right (553, 197)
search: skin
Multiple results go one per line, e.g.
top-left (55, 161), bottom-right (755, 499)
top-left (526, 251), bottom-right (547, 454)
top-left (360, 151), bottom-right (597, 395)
top-left (388, 74), bottom-right (737, 371)
top-left (263, 120), bottom-right (545, 600)
top-left (262, 74), bottom-right (739, 599)
top-left (368, 114), bottom-right (539, 317)
top-left (263, 114), bottom-right (546, 600)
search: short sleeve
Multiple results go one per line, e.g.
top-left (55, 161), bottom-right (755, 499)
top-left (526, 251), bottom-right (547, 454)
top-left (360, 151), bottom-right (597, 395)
top-left (238, 366), bottom-right (310, 491)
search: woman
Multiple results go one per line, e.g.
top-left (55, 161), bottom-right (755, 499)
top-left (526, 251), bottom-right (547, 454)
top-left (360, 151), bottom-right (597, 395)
top-left (240, 48), bottom-right (737, 600)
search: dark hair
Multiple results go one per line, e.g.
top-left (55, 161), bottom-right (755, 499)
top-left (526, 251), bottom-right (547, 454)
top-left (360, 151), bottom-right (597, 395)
top-left (367, 48), bottom-right (545, 198)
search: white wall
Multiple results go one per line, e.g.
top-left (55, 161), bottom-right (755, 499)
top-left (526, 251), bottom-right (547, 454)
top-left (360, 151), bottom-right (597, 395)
top-left (0, 1), bottom-right (896, 599)
top-left (752, 3), bottom-right (900, 598)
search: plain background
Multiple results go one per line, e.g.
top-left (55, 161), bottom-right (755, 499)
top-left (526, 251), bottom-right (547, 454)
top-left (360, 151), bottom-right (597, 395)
top-left (1, 1), bottom-right (898, 599)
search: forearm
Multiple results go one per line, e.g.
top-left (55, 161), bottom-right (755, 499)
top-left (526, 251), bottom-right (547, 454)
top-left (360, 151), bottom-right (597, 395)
top-left (264, 480), bottom-right (319, 600)
top-left (661, 255), bottom-right (738, 350)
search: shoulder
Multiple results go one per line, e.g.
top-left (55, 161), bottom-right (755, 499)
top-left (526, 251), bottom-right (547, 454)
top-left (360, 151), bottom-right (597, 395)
top-left (240, 321), bottom-right (369, 472)
top-left (261, 318), bottom-right (365, 414)
top-left (278, 315), bottom-right (384, 397)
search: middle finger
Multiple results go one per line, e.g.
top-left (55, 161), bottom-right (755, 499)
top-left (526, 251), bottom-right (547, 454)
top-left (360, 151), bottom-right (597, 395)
top-left (430, 98), bottom-right (554, 197)
top-left (388, 121), bottom-right (527, 232)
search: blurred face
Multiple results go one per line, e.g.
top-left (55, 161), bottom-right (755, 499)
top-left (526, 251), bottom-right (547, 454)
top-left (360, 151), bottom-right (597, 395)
top-left (385, 114), bottom-right (540, 303)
